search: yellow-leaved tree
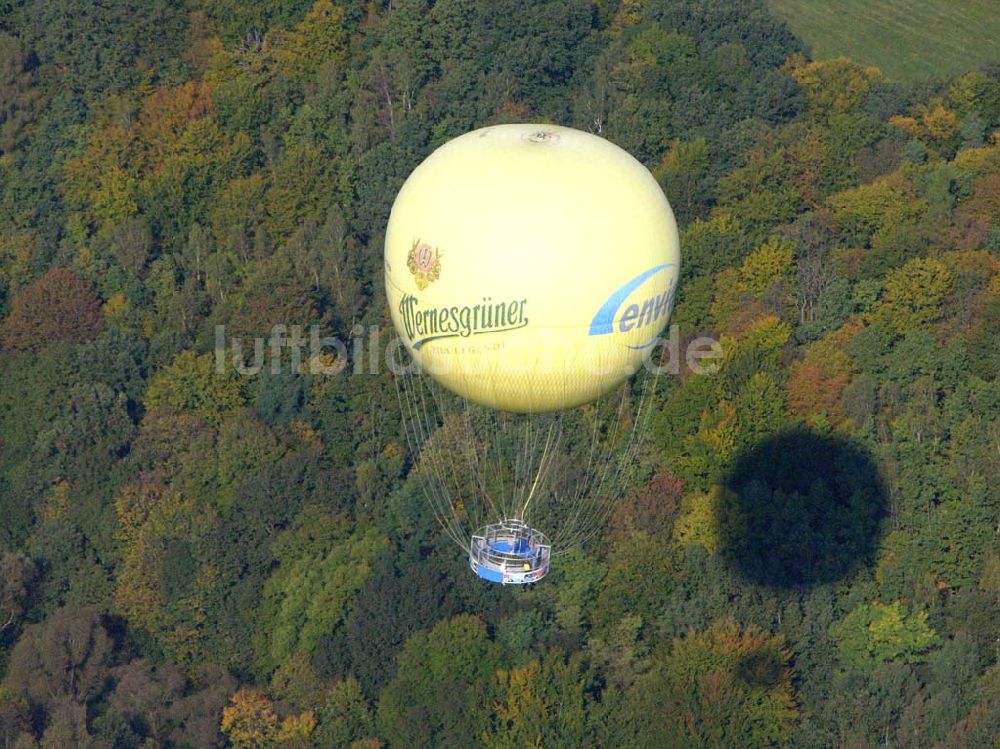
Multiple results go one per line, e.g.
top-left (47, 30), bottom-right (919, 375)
top-left (784, 54), bottom-right (882, 119)
top-left (876, 257), bottom-right (953, 334)
top-left (221, 688), bottom-right (316, 749)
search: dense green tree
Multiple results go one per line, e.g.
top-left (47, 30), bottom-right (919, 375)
top-left (376, 614), bottom-right (501, 749)
top-left (0, 34), bottom-right (42, 156)
top-left (830, 601), bottom-right (940, 671)
top-left (342, 555), bottom-right (458, 697)
top-left (145, 350), bottom-right (246, 424)
top-left (256, 506), bottom-right (387, 675)
top-left (10, 0), bottom-right (188, 99)
top-left (876, 257), bottom-right (953, 334)
top-left (313, 676), bottom-right (377, 748)
top-left (592, 530), bottom-right (673, 635)
top-left (0, 553), bottom-right (36, 648)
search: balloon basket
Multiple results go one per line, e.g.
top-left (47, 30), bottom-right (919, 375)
top-left (469, 519), bottom-right (551, 585)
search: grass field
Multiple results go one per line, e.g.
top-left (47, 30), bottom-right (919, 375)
top-left (767, 0), bottom-right (1000, 81)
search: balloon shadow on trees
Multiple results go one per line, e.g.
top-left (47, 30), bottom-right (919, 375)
top-left (716, 429), bottom-right (887, 588)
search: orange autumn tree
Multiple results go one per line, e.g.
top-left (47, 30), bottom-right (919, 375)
top-left (1, 267), bottom-right (104, 351)
top-left (788, 319), bottom-right (862, 429)
top-left (609, 469), bottom-right (684, 538)
top-left (787, 361), bottom-right (850, 430)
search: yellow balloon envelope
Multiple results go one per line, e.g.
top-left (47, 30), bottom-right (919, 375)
top-left (385, 124), bottom-right (680, 413)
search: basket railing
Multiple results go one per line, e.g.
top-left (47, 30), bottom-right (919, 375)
top-left (470, 520), bottom-right (551, 572)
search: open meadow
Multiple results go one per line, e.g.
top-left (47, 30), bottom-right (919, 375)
top-left (768, 0), bottom-right (1000, 80)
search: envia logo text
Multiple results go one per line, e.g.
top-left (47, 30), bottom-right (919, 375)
top-left (588, 264), bottom-right (677, 349)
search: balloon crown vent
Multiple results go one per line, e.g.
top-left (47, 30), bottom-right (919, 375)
top-left (524, 129), bottom-right (558, 143)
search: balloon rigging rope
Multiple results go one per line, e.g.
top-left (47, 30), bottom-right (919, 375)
top-left (518, 421), bottom-right (558, 524)
top-left (593, 372), bottom-right (658, 545)
top-left (413, 376), bottom-right (469, 550)
top-left (396, 345), bottom-right (665, 556)
top-left (551, 368), bottom-right (659, 554)
top-left (395, 371), bottom-right (468, 550)
top-left (395, 377), bottom-right (449, 546)
top-left (556, 371), bottom-right (658, 553)
top-left (458, 398), bottom-right (491, 528)
top-left (554, 403), bottom-right (605, 548)
top-left (551, 382), bottom-right (632, 551)
top-left (438, 381), bottom-right (492, 541)
top-left (553, 386), bottom-right (625, 551)
top-left (469, 391), bottom-right (510, 526)
top-left (426, 381), bottom-right (475, 548)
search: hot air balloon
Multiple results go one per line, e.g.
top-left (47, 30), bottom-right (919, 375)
top-left (385, 124), bottom-right (680, 584)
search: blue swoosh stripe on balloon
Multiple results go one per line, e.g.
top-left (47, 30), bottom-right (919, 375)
top-left (588, 263), bottom-right (674, 336)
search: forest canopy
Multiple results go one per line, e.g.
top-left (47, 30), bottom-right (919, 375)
top-left (2, 1), bottom-right (1000, 747)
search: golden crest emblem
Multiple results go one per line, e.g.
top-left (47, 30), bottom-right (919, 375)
top-left (407, 239), bottom-right (442, 290)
